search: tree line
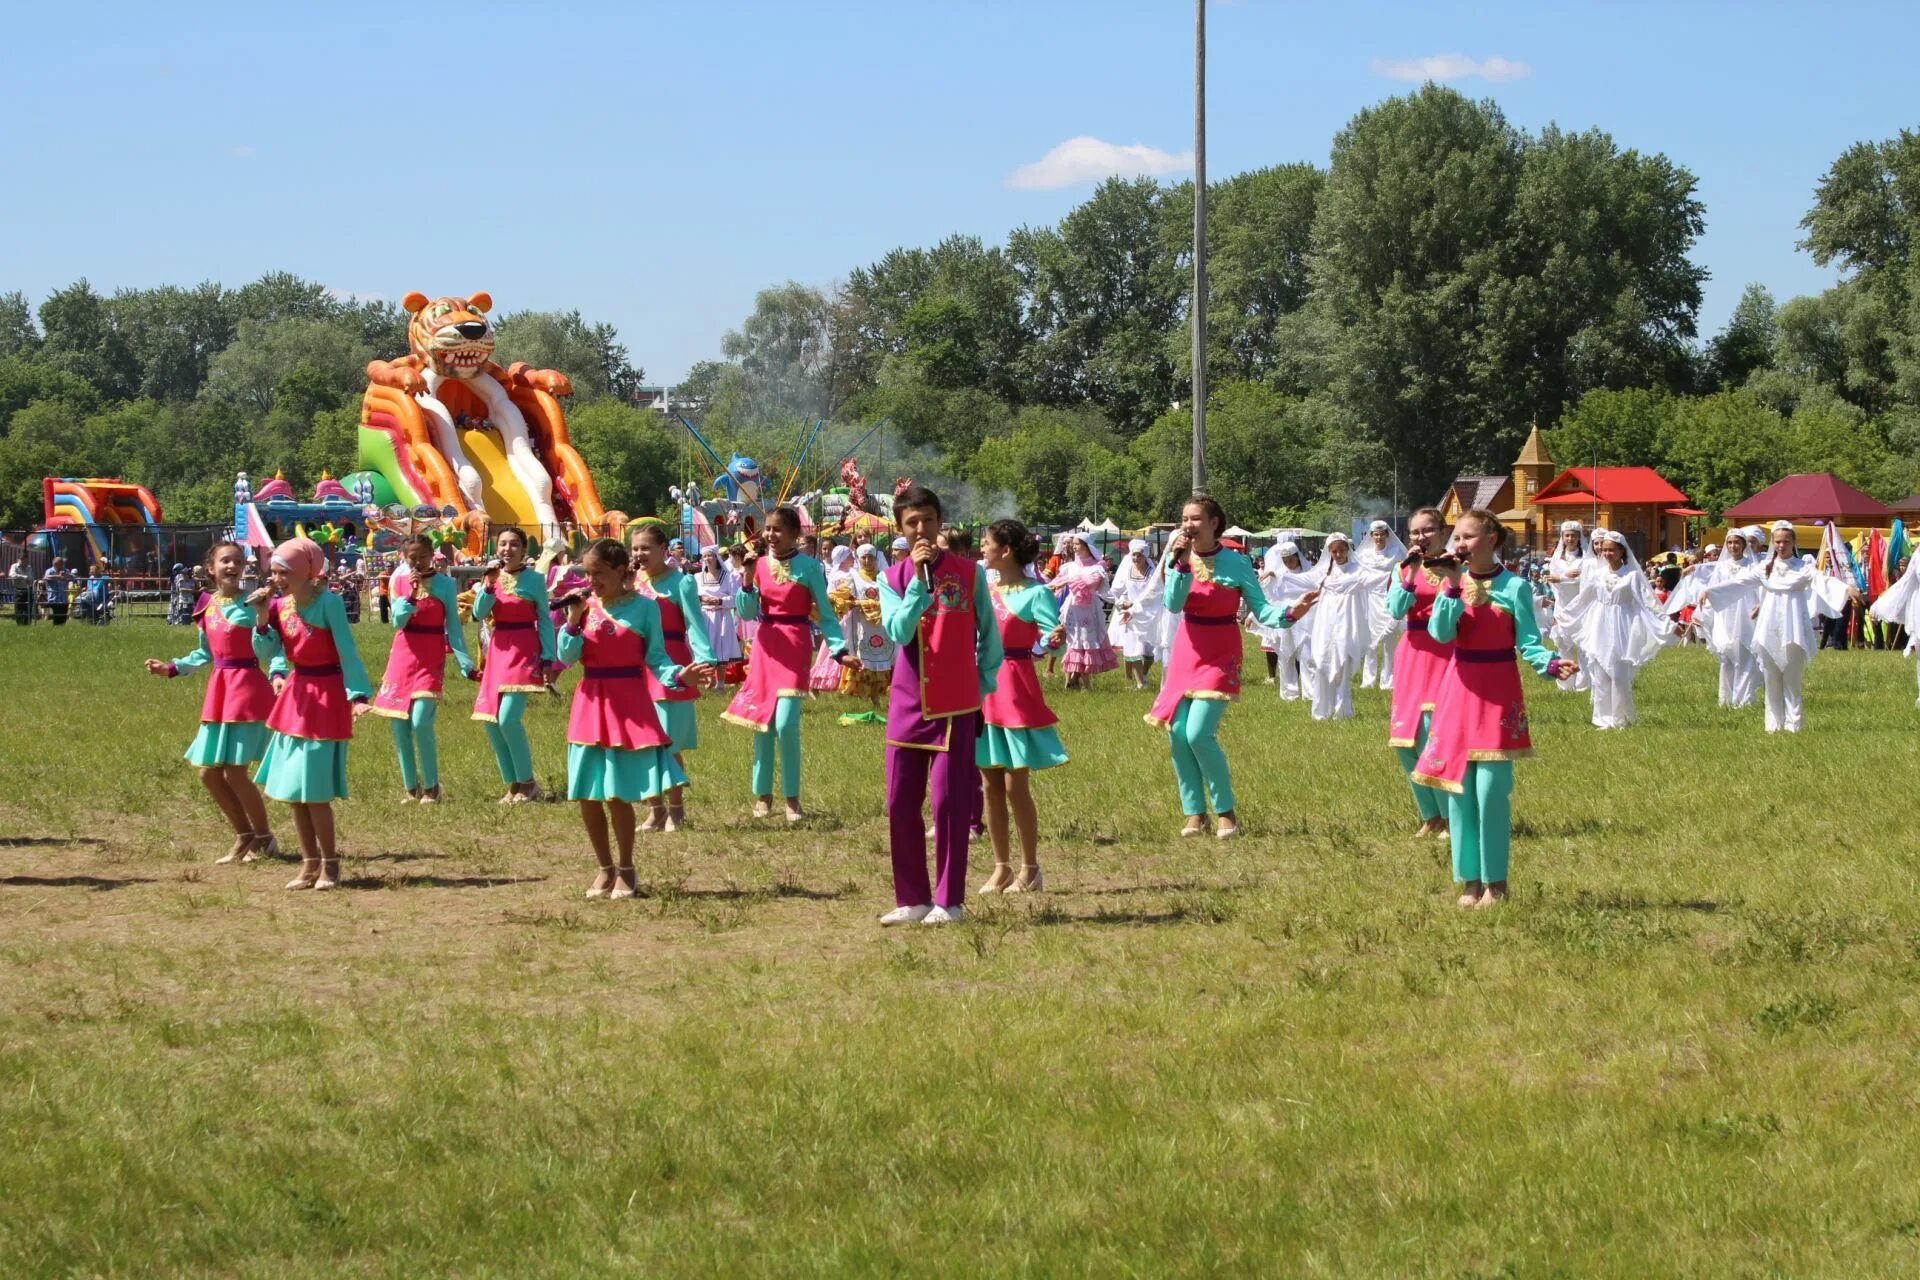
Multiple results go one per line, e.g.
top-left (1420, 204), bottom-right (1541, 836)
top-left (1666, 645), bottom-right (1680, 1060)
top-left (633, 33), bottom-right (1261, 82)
top-left (3, 86), bottom-right (1917, 532)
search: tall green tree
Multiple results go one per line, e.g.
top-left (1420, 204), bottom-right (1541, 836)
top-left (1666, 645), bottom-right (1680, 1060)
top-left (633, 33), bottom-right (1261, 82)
top-left (492, 309), bottom-right (643, 403)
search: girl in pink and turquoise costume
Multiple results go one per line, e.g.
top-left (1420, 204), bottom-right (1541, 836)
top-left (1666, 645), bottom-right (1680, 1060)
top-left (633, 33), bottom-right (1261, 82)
top-left (560, 539), bottom-right (715, 899)
top-left (630, 523), bottom-right (718, 832)
top-left (721, 507), bottom-right (847, 821)
top-left (975, 519), bottom-right (1068, 895)
top-left (144, 540), bottom-right (279, 864)
top-left (371, 534), bottom-right (475, 804)
top-left (1411, 510), bottom-right (1576, 907)
top-left (1147, 497), bottom-right (1309, 840)
top-left (1385, 506), bottom-right (1453, 840)
top-left (471, 527), bottom-right (555, 804)
top-left (251, 537), bottom-right (374, 892)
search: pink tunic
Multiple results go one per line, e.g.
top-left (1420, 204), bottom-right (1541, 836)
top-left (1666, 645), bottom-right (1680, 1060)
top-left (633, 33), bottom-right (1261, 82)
top-left (638, 577), bottom-right (699, 706)
top-left (1412, 572), bottom-right (1550, 794)
top-left (567, 600), bottom-right (674, 751)
top-left (984, 590), bottom-right (1059, 731)
top-left (722, 557), bottom-right (819, 730)
top-left (1387, 564), bottom-right (1449, 747)
top-left (1146, 571), bottom-right (1244, 728)
top-left (182, 596), bottom-right (275, 724)
top-left (263, 597), bottom-right (354, 741)
top-left (474, 578), bottom-right (545, 720)
top-left (373, 576), bottom-right (454, 716)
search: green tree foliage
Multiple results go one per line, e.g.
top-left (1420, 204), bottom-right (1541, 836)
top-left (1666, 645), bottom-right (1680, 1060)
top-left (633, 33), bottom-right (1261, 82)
top-left (0, 272), bottom-right (639, 528)
top-left (1704, 284), bottom-right (1778, 390)
top-left (1131, 383), bottom-right (1335, 527)
top-left (492, 310), bottom-right (642, 404)
top-left (565, 400), bottom-right (681, 520)
top-left (1309, 87), bottom-right (1706, 503)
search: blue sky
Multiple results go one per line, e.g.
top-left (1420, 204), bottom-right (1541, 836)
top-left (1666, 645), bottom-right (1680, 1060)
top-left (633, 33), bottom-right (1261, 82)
top-left (2, 1), bottom-right (1913, 383)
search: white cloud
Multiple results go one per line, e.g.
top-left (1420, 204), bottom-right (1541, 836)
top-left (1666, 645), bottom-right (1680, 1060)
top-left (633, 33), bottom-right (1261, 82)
top-left (229, 144), bottom-right (257, 158)
top-left (1006, 137), bottom-right (1194, 191)
top-left (1369, 54), bottom-right (1532, 84)
top-left (326, 287), bottom-right (386, 305)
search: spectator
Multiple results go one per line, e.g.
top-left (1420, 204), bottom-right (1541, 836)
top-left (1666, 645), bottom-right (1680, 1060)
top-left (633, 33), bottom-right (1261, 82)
top-left (10, 555), bottom-right (33, 625)
top-left (43, 558), bottom-right (72, 626)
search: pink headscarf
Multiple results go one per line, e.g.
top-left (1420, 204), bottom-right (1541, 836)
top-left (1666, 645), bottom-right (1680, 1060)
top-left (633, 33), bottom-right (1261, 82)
top-left (270, 536), bottom-right (327, 582)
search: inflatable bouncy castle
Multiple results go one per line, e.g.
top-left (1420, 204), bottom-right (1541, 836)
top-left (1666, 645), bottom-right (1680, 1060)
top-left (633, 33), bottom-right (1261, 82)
top-left (42, 477), bottom-right (162, 564)
top-left (357, 292), bottom-right (610, 549)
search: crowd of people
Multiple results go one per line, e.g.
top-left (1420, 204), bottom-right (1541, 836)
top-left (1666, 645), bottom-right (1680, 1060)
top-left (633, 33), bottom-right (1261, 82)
top-left (132, 494), bottom-right (1917, 921)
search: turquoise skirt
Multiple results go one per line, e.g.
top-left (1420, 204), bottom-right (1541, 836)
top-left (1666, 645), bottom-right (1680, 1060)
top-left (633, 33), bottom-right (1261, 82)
top-left (185, 720), bottom-right (271, 768)
top-left (254, 733), bottom-right (351, 803)
top-left (567, 743), bottom-right (687, 803)
top-left (976, 723), bottom-right (1069, 772)
top-left (655, 699), bottom-right (699, 754)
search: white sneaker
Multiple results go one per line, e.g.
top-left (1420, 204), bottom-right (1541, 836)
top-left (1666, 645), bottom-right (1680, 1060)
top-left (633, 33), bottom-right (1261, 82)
top-left (921, 905), bottom-right (965, 925)
top-left (880, 904), bottom-right (933, 926)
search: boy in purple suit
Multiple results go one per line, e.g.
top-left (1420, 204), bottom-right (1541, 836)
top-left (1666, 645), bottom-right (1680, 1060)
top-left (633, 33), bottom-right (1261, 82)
top-left (876, 486), bottom-right (1003, 925)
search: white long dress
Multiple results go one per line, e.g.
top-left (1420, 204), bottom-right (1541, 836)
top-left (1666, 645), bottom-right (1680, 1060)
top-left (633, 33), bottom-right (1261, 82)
top-left (1574, 566), bottom-right (1668, 729)
top-left (1303, 558), bottom-right (1373, 721)
top-left (1355, 537), bottom-right (1405, 690)
top-left (1694, 555), bottom-right (1760, 708)
top-left (1258, 552), bottom-right (1319, 701)
top-left (1106, 554), bottom-right (1164, 664)
top-left (1869, 565), bottom-right (1920, 707)
top-left (695, 564), bottom-right (741, 662)
top-left (1546, 543), bottom-right (1591, 692)
top-left (1751, 555), bottom-right (1848, 733)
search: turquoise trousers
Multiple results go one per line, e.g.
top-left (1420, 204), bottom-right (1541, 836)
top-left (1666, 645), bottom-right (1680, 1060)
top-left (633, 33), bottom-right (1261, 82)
top-left (1167, 696), bottom-right (1234, 817)
top-left (388, 699), bottom-right (440, 792)
top-left (482, 691), bottom-right (533, 786)
top-left (1393, 711), bottom-right (1444, 822)
top-left (751, 698), bottom-right (804, 798)
top-left (1448, 761), bottom-right (1514, 884)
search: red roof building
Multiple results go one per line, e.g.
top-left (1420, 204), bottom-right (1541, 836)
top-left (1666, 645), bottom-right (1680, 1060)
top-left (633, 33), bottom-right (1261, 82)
top-left (1519, 466), bottom-right (1697, 557)
top-left (1724, 473), bottom-right (1896, 526)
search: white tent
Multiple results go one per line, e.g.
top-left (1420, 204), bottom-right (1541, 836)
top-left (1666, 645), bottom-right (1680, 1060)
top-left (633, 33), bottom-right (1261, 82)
top-left (1222, 525), bottom-right (1254, 539)
top-left (1076, 517), bottom-right (1121, 534)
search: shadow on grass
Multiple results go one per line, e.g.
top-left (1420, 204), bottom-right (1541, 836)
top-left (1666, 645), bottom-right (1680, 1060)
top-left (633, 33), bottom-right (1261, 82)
top-left (636, 883), bottom-right (847, 903)
top-left (0, 835), bottom-right (109, 848)
top-left (1025, 906), bottom-right (1228, 927)
top-left (2, 873), bottom-right (152, 890)
top-left (1562, 889), bottom-right (1722, 913)
top-left (356, 875), bottom-right (547, 890)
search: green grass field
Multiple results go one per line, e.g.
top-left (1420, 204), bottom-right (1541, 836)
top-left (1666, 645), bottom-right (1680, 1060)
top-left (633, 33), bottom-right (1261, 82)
top-left (5, 616), bottom-right (1920, 1277)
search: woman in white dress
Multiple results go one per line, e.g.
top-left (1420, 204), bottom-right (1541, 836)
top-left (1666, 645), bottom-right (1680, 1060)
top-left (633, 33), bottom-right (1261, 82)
top-left (1544, 521), bottom-right (1591, 692)
top-left (1687, 529), bottom-right (1760, 707)
top-left (1869, 553), bottom-right (1920, 707)
top-left (1295, 531), bottom-right (1372, 721)
top-left (1357, 520), bottom-right (1407, 690)
top-left (695, 546), bottom-right (741, 667)
top-left (1051, 534), bottom-right (1116, 690)
top-left (1574, 529), bottom-right (1667, 729)
top-left (1751, 521), bottom-right (1848, 733)
top-left (1106, 538), bottom-right (1164, 690)
top-left (1258, 540), bottom-right (1318, 701)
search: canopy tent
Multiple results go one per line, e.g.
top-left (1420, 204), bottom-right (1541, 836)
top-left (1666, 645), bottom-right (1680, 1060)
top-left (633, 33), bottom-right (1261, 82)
top-left (1724, 473), bottom-right (1895, 525)
top-left (1075, 517), bottom-right (1121, 534)
top-left (1221, 525), bottom-right (1254, 539)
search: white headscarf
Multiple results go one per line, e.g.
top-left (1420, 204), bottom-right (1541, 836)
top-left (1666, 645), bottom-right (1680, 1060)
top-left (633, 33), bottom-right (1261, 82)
top-left (1355, 522), bottom-right (1408, 574)
top-left (1548, 520), bottom-right (1589, 573)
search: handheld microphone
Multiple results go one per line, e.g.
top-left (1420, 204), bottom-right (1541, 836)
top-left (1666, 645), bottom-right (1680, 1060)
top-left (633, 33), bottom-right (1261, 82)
top-left (919, 540), bottom-right (934, 591)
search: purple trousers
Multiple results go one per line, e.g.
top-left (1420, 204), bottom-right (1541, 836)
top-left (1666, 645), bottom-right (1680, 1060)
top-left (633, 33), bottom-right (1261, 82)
top-left (886, 712), bottom-right (979, 909)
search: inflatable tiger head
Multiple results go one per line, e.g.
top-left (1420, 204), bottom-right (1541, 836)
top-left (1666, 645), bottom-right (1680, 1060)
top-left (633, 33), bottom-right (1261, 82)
top-left (401, 291), bottom-right (495, 380)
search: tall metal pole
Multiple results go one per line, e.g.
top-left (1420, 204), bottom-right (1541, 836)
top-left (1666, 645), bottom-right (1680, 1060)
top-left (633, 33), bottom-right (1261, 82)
top-left (1191, 0), bottom-right (1208, 496)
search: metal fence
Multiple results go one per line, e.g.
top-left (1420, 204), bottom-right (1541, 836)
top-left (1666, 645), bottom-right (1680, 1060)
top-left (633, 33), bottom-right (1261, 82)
top-left (3, 524), bottom-right (234, 623)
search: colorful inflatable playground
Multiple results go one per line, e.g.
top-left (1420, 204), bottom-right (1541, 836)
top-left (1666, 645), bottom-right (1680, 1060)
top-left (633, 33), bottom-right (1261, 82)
top-left (357, 291), bottom-right (612, 549)
top-left (39, 477), bottom-right (162, 562)
top-left (21, 289), bottom-right (904, 584)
